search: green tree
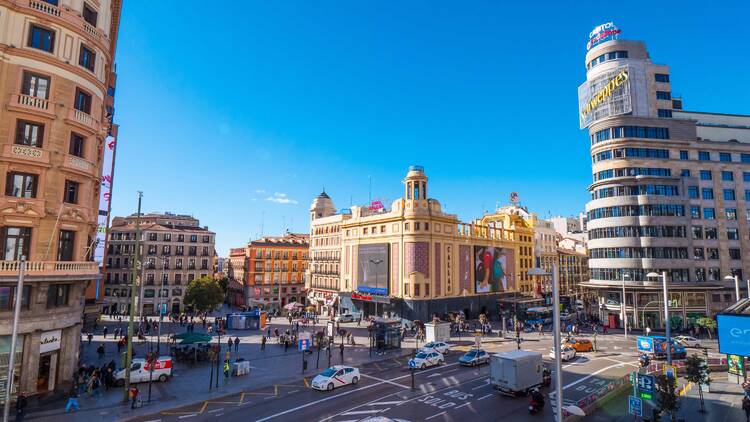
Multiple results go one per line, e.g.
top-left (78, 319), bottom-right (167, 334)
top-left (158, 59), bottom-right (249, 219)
top-left (684, 354), bottom-right (710, 413)
top-left (184, 276), bottom-right (224, 313)
top-left (217, 277), bottom-right (229, 294)
top-left (695, 317), bottom-right (717, 339)
top-left (655, 373), bottom-right (680, 422)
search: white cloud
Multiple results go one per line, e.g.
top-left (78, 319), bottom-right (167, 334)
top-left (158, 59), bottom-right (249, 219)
top-left (265, 192), bottom-right (298, 205)
top-left (253, 189), bottom-right (266, 194)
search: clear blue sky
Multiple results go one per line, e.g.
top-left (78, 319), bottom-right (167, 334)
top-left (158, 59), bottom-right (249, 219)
top-left (111, 1), bottom-right (750, 255)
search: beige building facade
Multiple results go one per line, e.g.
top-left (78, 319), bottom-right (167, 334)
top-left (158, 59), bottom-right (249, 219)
top-left (0, 0), bottom-right (121, 401)
top-left (103, 213), bottom-right (216, 316)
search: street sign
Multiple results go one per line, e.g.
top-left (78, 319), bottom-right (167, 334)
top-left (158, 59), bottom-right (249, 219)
top-left (298, 338), bottom-right (310, 352)
top-left (409, 360), bottom-right (416, 369)
top-left (638, 374), bottom-right (654, 394)
top-left (628, 395), bottom-right (642, 416)
top-left (663, 364), bottom-right (677, 379)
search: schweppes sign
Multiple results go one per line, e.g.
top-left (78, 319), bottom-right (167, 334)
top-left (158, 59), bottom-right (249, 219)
top-left (580, 69), bottom-right (629, 120)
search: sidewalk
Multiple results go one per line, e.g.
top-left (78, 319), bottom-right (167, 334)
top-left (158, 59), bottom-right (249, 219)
top-left (17, 315), bottom-right (411, 421)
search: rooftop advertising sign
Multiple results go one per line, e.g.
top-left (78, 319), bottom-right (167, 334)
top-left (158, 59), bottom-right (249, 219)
top-left (717, 314), bottom-right (750, 356)
top-left (578, 65), bottom-right (632, 129)
top-left (587, 22), bottom-right (621, 51)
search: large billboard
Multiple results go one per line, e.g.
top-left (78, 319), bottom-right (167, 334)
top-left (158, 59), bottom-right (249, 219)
top-left (473, 246), bottom-right (514, 293)
top-left (578, 65), bottom-right (632, 129)
top-left (93, 135), bottom-right (116, 264)
top-left (357, 243), bottom-right (389, 296)
top-left (717, 314), bottom-right (750, 356)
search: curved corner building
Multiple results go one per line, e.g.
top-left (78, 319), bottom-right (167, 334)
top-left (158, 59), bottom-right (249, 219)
top-left (0, 0), bottom-right (121, 399)
top-left (580, 29), bottom-right (750, 330)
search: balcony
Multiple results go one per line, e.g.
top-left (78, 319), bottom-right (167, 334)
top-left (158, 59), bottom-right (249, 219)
top-left (0, 260), bottom-right (99, 278)
top-left (26, 0), bottom-right (109, 50)
top-left (66, 108), bottom-right (101, 133)
top-left (8, 94), bottom-right (55, 118)
top-left (2, 143), bottom-right (50, 166)
top-left (61, 154), bottom-right (95, 175)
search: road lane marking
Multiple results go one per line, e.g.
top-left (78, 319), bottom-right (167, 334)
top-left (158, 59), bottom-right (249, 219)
top-left (425, 411), bottom-right (447, 420)
top-left (208, 408), bottom-right (224, 413)
top-left (178, 415), bottom-right (197, 419)
top-left (361, 373), bottom-right (409, 389)
top-left (471, 378), bottom-right (490, 390)
top-left (477, 393), bottom-right (493, 400)
top-left (256, 363), bottom-right (455, 421)
top-left (455, 402), bottom-right (471, 409)
top-left (372, 400), bottom-right (404, 405)
top-left (550, 360), bottom-right (637, 396)
top-left (342, 409), bottom-right (390, 415)
top-left (303, 377), bottom-right (310, 388)
top-left (602, 357), bottom-right (638, 367)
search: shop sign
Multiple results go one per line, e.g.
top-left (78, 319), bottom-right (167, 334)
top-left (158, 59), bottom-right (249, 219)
top-left (728, 354), bottom-right (745, 376)
top-left (40, 329), bottom-right (61, 353)
top-left (587, 22), bottom-right (621, 50)
top-left (352, 292), bottom-right (372, 301)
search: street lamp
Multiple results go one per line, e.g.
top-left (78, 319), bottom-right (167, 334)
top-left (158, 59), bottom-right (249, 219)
top-left (646, 271), bottom-right (671, 365)
top-left (723, 274), bottom-right (741, 302)
top-left (621, 272), bottom-right (629, 340)
top-left (528, 263), bottom-right (562, 422)
top-left (368, 259), bottom-right (383, 317)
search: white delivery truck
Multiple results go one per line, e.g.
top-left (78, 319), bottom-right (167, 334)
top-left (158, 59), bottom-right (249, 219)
top-left (115, 356), bottom-right (173, 386)
top-left (489, 350), bottom-right (550, 397)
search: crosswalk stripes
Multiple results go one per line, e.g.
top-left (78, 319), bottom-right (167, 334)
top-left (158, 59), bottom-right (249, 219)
top-left (326, 399), bottom-right (405, 421)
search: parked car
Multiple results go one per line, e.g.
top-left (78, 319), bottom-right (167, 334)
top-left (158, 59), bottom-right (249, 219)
top-left (550, 347), bottom-right (577, 362)
top-left (311, 365), bottom-right (360, 391)
top-left (335, 313), bottom-right (359, 323)
top-left (564, 338), bottom-right (594, 352)
top-left (459, 348), bottom-right (490, 366)
top-left (409, 351), bottom-right (444, 369)
top-left (674, 335), bottom-right (701, 348)
top-left (420, 341), bottom-right (450, 355)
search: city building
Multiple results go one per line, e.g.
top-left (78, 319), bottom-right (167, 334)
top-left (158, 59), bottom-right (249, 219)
top-left (103, 213), bottom-right (216, 315)
top-left (324, 166), bottom-right (530, 321)
top-left (245, 232), bottom-right (309, 310)
top-left (0, 0), bottom-right (122, 400)
top-left (478, 205), bottom-right (535, 295)
top-left (228, 247), bottom-right (247, 297)
top-left (557, 247), bottom-right (589, 299)
top-left (306, 191), bottom-right (348, 316)
top-left (579, 24), bottom-right (749, 329)
top-left (549, 215), bottom-right (583, 237)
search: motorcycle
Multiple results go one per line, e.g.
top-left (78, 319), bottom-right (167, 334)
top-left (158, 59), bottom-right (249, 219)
top-left (528, 396), bottom-right (545, 415)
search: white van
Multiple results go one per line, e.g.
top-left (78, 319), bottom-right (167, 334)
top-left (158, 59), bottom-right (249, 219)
top-left (115, 356), bottom-right (173, 385)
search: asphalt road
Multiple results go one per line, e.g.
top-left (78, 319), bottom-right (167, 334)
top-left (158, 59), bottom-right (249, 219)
top-left (139, 333), bottom-right (719, 422)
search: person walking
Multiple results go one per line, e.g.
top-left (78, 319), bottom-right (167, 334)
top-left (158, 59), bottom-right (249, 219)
top-left (339, 342), bottom-right (345, 362)
top-left (227, 337), bottom-right (233, 352)
top-left (129, 385), bottom-right (139, 409)
top-left (284, 337), bottom-right (289, 352)
top-left (87, 332), bottom-right (93, 345)
top-left (743, 396), bottom-right (750, 422)
top-left (103, 326), bottom-right (108, 338)
top-left (234, 336), bottom-right (240, 353)
top-left (97, 343), bottom-right (105, 360)
top-left (261, 335), bottom-right (266, 351)
top-left (15, 392), bottom-right (28, 422)
top-left (223, 360), bottom-right (230, 379)
top-left (65, 388), bottom-right (80, 413)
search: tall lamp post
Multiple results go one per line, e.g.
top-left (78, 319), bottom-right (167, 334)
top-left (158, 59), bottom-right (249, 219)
top-left (529, 263), bottom-right (562, 422)
top-left (724, 274), bottom-right (741, 302)
top-left (3, 259), bottom-right (25, 422)
top-left (621, 272), bottom-right (629, 340)
top-left (646, 271), bottom-right (671, 365)
top-left (124, 191), bottom-right (143, 402)
top-left (369, 259), bottom-right (383, 317)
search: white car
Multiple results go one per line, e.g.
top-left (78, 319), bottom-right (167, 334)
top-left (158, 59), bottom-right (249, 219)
top-left (675, 336), bottom-right (701, 348)
top-left (420, 341), bottom-right (450, 355)
top-left (550, 347), bottom-right (577, 362)
top-left (311, 365), bottom-right (360, 391)
top-left (409, 351), bottom-right (444, 369)
top-left (115, 356), bottom-right (173, 385)
top-left (335, 313), bottom-right (358, 323)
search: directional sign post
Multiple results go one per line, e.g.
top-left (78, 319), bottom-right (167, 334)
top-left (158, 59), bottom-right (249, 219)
top-left (628, 395), bottom-right (642, 416)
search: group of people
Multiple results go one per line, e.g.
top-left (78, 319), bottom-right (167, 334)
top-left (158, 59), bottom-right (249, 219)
top-left (65, 361), bottom-right (117, 412)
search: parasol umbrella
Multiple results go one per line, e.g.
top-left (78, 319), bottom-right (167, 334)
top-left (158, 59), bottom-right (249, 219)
top-left (178, 333), bottom-right (212, 345)
top-left (284, 302), bottom-right (304, 311)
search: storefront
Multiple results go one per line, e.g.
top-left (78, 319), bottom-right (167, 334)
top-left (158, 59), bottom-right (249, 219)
top-left (346, 292), bottom-right (392, 317)
top-left (37, 329), bottom-right (61, 393)
top-left (0, 335), bottom-right (24, 405)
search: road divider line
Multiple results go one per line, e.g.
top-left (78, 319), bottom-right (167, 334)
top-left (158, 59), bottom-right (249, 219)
top-left (207, 408), bottom-right (224, 413)
top-left (342, 409), bottom-right (390, 415)
top-left (372, 400), bottom-right (404, 405)
top-left (303, 377), bottom-right (310, 388)
top-left (477, 393), bottom-right (493, 400)
top-left (425, 411), bottom-right (447, 420)
top-left (361, 373), bottom-right (409, 389)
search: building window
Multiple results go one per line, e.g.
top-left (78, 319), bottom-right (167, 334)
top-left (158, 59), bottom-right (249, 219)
top-left (690, 206), bottom-right (701, 219)
top-left (701, 188), bottom-right (714, 200)
top-left (699, 170), bottom-right (712, 180)
top-left (190, 235), bottom-right (197, 243)
top-left (681, 169), bottom-right (690, 177)
top-left (705, 228), bottom-right (718, 239)
top-left (729, 249), bottom-right (742, 260)
top-left (63, 180), bottom-right (79, 204)
top-left (74, 88), bottom-right (92, 114)
top-left (742, 154), bottom-right (750, 164)
top-left (413, 284), bottom-right (420, 296)
top-left (2, 227), bottom-right (31, 260)
top-left (745, 190), bottom-right (750, 201)
top-left (164, 233), bottom-right (171, 242)
top-left (57, 230), bottom-right (75, 261)
top-left (703, 208), bottom-right (715, 220)
top-left (725, 208), bottom-right (737, 220)
top-left (727, 228), bottom-right (739, 240)
top-left (722, 171), bottom-right (734, 181)
top-left (28, 25), bottom-right (55, 53)
top-left (46, 284), bottom-right (70, 308)
top-left (693, 248), bottom-right (704, 260)
top-left (15, 120), bottom-right (44, 148)
top-left (720, 152), bottom-right (732, 162)
top-left (22, 72), bottom-right (50, 99)
top-left (679, 150), bottom-right (688, 160)
top-left (5, 172), bottom-right (38, 198)
top-left (691, 227), bottom-right (702, 239)
top-left (69, 133), bottom-right (85, 158)
top-left (202, 235), bottom-right (210, 243)
top-left (687, 186), bottom-right (698, 199)
top-left (655, 73), bottom-right (670, 83)
top-left (698, 151), bottom-right (710, 161)
top-left (657, 109), bottom-right (672, 118)
top-left (656, 91), bottom-right (671, 100)
top-left (707, 248), bottom-right (719, 260)
top-left (724, 189), bottom-right (736, 201)
top-left (78, 44), bottom-right (96, 72)
top-left (82, 3), bottom-right (98, 26)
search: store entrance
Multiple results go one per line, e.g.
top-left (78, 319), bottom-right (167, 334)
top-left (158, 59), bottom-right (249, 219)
top-left (37, 352), bottom-right (58, 392)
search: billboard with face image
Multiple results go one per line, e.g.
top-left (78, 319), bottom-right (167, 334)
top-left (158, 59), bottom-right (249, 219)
top-left (474, 246), bottom-right (514, 293)
top-left (357, 243), bottom-right (389, 295)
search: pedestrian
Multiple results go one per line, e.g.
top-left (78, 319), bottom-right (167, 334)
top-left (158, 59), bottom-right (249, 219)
top-left (15, 392), bottom-right (27, 422)
top-left (646, 326), bottom-right (651, 336)
top-left (129, 385), bottom-right (139, 409)
top-left (97, 343), bottom-right (105, 360)
top-left (65, 388), bottom-right (80, 413)
top-left (87, 332), bottom-right (93, 345)
top-left (223, 360), bottom-right (230, 379)
top-left (234, 336), bottom-right (240, 352)
top-left (261, 335), bottom-right (266, 351)
top-left (227, 337), bottom-right (233, 351)
top-left (266, 327), bottom-right (271, 338)
top-left (103, 326), bottom-right (108, 338)
top-left (284, 338), bottom-right (289, 352)
top-left (743, 396), bottom-right (750, 422)
top-left (339, 342), bottom-right (345, 361)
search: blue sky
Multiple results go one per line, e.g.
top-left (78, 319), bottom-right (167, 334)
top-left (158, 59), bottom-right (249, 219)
top-left (111, 1), bottom-right (750, 255)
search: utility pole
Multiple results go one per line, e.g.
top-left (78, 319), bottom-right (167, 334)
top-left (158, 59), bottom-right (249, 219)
top-left (3, 259), bottom-right (25, 422)
top-left (124, 191), bottom-right (143, 402)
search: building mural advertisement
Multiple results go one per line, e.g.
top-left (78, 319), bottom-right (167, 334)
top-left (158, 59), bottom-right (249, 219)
top-left (473, 246), bottom-right (514, 293)
top-left (356, 243), bottom-right (389, 295)
top-left (94, 135), bottom-right (116, 265)
top-left (578, 65), bottom-right (632, 129)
